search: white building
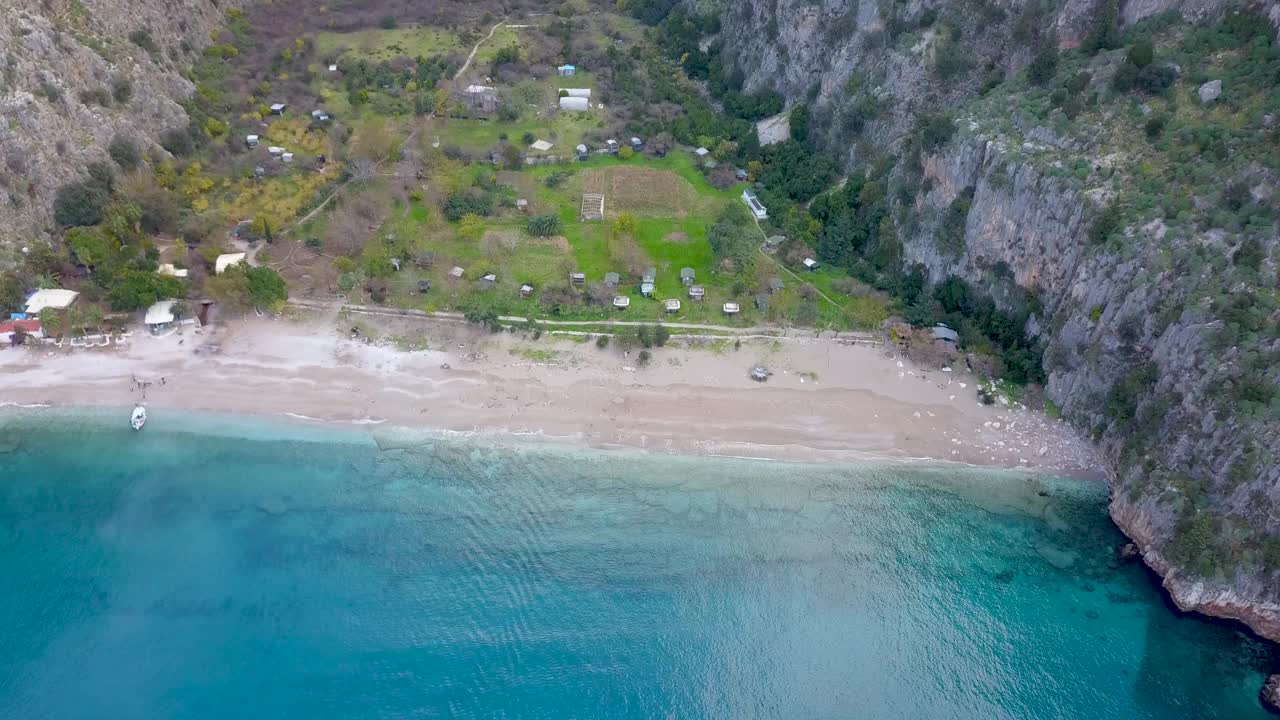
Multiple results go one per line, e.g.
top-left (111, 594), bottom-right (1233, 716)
top-left (269, 103), bottom-right (287, 115)
top-left (23, 288), bottom-right (79, 315)
top-left (215, 253), bottom-right (247, 275)
top-left (144, 300), bottom-right (177, 333)
top-left (246, 134), bottom-right (260, 147)
top-left (742, 189), bottom-right (768, 220)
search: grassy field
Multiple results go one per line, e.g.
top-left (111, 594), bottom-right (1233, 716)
top-left (352, 145), bottom-right (886, 329)
top-left (315, 26), bottom-right (463, 62)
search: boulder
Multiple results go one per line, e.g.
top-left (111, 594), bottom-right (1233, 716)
top-left (1198, 80), bottom-right (1222, 105)
top-left (1260, 674), bottom-right (1280, 713)
top-left (1117, 543), bottom-right (1141, 562)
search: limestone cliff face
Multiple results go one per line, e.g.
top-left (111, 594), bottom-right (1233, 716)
top-left (0, 0), bottom-right (243, 258)
top-left (716, 0), bottom-right (1280, 640)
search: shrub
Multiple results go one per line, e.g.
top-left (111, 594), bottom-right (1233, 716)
top-left (53, 181), bottom-right (109, 227)
top-left (521, 131), bottom-right (536, 145)
top-left (1143, 115), bottom-right (1167, 139)
top-left (527, 214), bottom-right (561, 237)
top-left (1027, 47), bottom-right (1059, 85)
top-left (108, 135), bottom-right (143, 169)
top-left (637, 350), bottom-right (653, 367)
top-left (1088, 203), bottom-right (1121, 245)
top-left (160, 128), bottom-right (194, 156)
top-left (595, 334), bottom-right (610, 348)
top-left (443, 193), bottom-right (494, 221)
top-left (380, 15), bottom-right (397, 29)
top-left (79, 87), bottom-right (112, 106)
top-left (128, 29), bottom-right (159, 55)
top-left (111, 78), bottom-right (134, 104)
top-left (1127, 40), bottom-right (1154, 68)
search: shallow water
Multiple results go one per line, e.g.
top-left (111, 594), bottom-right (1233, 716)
top-left (0, 410), bottom-right (1271, 719)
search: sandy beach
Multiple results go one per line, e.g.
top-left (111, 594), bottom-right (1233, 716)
top-left (0, 306), bottom-right (1098, 475)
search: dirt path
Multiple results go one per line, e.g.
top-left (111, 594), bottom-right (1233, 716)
top-left (454, 19), bottom-right (507, 80)
top-left (287, 298), bottom-right (877, 341)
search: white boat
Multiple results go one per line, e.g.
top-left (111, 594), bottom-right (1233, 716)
top-left (130, 405), bottom-right (147, 431)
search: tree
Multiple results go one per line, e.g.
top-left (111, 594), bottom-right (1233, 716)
top-left (108, 270), bottom-right (184, 311)
top-left (618, 145), bottom-right (635, 160)
top-left (458, 214), bottom-right (486, 242)
top-left (53, 181), bottom-right (109, 227)
top-left (206, 265), bottom-right (287, 311)
top-left (245, 266), bottom-right (288, 308)
top-left (707, 201), bottom-right (757, 274)
top-left (108, 135), bottom-right (143, 169)
top-left (1127, 39), bottom-right (1154, 68)
top-left (1027, 47), bottom-right (1059, 85)
top-left (160, 127), bottom-right (194, 157)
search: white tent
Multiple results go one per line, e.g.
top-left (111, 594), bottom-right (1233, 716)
top-left (215, 253), bottom-right (247, 275)
top-left (530, 139), bottom-right (554, 151)
top-left (157, 264), bottom-right (189, 279)
top-left (560, 88), bottom-right (591, 97)
top-left (144, 300), bottom-right (177, 327)
top-left (559, 96), bottom-right (589, 112)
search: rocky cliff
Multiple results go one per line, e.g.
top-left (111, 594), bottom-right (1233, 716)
top-left (714, 0), bottom-right (1280, 639)
top-left (0, 0), bottom-right (244, 260)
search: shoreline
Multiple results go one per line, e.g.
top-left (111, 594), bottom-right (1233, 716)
top-left (0, 307), bottom-right (1102, 479)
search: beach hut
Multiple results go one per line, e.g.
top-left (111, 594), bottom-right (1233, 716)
top-left (688, 285), bottom-right (705, 300)
top-left (245, 134), bottom-right (260, 148)
top-left (575, 144), bottom-right (589, 160)
top-left (268, 146), bottom-right (285, 156)
top-left (24, 288), bottom-right (79, 315)
top-left (269, 103), bottom-right (287, 115)
top-left (755, 294), bottom-right (769, 311)
top-left (311, 109), bottom-right (330, 121)
top-left (802, 257), bottom-right (820, 271)
top-left (450, 266), bottom-right (465, 279)
top-left (557, 64), bottom-right (577, 77)
top-left (328, 64), bottom-right (339, 73)
top-left (664, 299), bottom-right (681, 313)
top-left (144, 300), bottom-right (177, 334)
top-left (640, 282), bottom-right (655, 298)
top-left (281, 152), bottom-right (295, 164)
top-left (613, 296), bottom-right (630, 310)
top-left (559, 96), bottom-right (589, 112)
top-left (603, 272), bottom-right (620, 287)
top-left (519, 283), bottom-right (534, 298)
top-left (722, 302), bottom-right (741, 315)
top-left (642, 268), bottom-right (656, 284)
top-left (680, 268), bottom-right (695, 286)
top-left (569, 272), bottom-right (587, 286)
top-left (767, 277), bottom-right (785, 294)
top-left (215, 253), bottom-right (247, 275)
top-left (735, 168), bottom-right (749, 181)
top-left (479, 273), bottom-right (497, 288)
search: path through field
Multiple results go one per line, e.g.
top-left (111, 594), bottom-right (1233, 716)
top-left (455, 20), bottom-right (507, 80)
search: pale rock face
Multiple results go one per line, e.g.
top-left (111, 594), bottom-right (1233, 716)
top-left (715, 0), bottom-right (1280, 640)
top-left (1198, 79), bottom-right (1222, 104)
top-left (0, 0), bottom-right (246, 258)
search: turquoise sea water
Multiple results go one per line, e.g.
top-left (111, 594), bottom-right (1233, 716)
top-left (0, 409), bottom-right (1271, 719)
